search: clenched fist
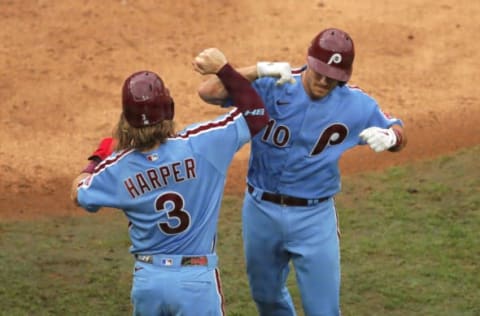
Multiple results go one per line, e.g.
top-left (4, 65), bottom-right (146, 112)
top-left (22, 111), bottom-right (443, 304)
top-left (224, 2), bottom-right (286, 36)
top-left (359, 127), bottom-right (398, 152)
top-left (193, 48), bottom-right (228, 75)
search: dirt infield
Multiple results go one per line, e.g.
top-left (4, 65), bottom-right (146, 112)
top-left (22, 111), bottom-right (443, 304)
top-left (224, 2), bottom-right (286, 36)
top-left (1, 1), bottom-right (479, 221)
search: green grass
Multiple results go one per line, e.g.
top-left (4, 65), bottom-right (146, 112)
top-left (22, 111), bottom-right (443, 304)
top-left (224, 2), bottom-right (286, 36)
top-left (1, 145), bottom-right (479, 315)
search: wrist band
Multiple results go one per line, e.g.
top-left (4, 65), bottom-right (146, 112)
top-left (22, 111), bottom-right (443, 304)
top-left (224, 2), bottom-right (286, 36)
top-left (389, 128), bottom-right (403, 152)
top-left (392, 128), bottom-right (403, 147)
top-left (82, 160), bottom-right (99, 174)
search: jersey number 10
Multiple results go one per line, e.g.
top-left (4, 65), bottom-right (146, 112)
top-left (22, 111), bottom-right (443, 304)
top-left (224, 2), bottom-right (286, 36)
top-left (261, 119), bottom-right (348, 155)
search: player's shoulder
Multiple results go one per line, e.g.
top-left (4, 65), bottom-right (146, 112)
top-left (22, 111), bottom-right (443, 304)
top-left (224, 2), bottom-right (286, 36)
top-left (91, 148), bottom-right (134, 175)
top-left (254, 76), bottom-right (277, 88)
top-left (339, 83), bottom-right (377, 103)
top-left (255, 64), bottom-right (306, 88)
top-left (175, 109), bottom-right (243, 139)
top-left (255, 64), bottom-right (305, 94)
top-left (343, 83), bottom-right (370, 95)
top-left (292, 64), bottom-right (307, 76)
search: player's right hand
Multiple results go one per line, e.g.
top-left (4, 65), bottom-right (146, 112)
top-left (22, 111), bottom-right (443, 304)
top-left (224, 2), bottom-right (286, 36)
top-left (359, 127), bottom-right (397, 152)
top-left (257, 61), bottom-right (295, 85)
top-left (193, 48), bottom-right (228, 75)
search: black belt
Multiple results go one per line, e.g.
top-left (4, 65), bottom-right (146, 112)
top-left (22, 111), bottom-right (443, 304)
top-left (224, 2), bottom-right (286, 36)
top-left (247, 184), bottom-right (329, 207)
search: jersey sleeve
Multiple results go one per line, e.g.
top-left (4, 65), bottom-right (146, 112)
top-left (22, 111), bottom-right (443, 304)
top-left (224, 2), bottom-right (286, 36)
top-left (251, 77), bottom-right (277, 99)
top-left (76, 163), bottom-right (123, 212)
top-left (369, 104), bottom-right (403, 127)
top-left (359, 103), bottom-right (404, 145)
top-left (179, 109), bottom-right (251, 172)
top-left (220, 77), bottom-right (275, 108)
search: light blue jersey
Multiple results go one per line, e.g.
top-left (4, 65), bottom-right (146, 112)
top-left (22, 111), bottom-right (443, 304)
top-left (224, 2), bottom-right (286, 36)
top-left (239, 66), bottom-right (404, 316)
top-left (248, 67), bottom-right (402, 199)
top-left (77, 109), bottom-right (249, 255)
top-left (74, 60), bottom-right (268, 316)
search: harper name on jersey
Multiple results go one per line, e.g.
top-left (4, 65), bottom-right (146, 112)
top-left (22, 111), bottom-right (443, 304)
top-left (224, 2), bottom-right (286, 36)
top-left (124, 158), bottom-right (197, 198)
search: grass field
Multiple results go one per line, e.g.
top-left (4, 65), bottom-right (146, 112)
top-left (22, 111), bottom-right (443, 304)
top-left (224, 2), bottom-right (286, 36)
top-left (1, 146), bottom-right (479, 316)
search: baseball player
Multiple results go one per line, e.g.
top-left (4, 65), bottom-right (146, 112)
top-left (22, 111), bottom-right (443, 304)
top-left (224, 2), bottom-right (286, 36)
top-left (70, 48), bottom-right (270, 316)
top-left (197, 28), bottom-right (407, 316)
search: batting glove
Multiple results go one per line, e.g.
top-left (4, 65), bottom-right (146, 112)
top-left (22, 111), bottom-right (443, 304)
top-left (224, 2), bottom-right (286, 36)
top-left (359, 127), bottom-right (398, 152)
top-left (257, 62), bottom-right (295, 85)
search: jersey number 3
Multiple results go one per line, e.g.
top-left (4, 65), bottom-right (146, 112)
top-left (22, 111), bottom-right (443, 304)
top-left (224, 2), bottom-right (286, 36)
top-left (155, 192), bottom-right (191, 235)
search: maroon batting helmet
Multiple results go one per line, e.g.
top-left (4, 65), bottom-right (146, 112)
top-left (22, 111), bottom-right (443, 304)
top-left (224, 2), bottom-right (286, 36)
top-left (122, 71), bottom-right (174, 128)
top-left (307, 28), bottom-right (355, 82)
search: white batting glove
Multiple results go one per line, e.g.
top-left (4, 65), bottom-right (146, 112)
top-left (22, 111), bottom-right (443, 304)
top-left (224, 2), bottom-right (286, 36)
top-left (257, 62), bottom-right (295, 85)
top-left (359, 127), bottom-right (398, 153)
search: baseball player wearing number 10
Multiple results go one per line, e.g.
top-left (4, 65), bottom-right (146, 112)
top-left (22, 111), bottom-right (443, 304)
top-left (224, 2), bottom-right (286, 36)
top-left (70, 48), bottom-right (270, 316)
top-left (198, 28), bottom-right (408, 315)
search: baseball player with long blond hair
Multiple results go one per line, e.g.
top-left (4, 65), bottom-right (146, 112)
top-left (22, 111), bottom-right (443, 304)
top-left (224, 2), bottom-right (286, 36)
top-left (70, 48), bottom-right (271, 316)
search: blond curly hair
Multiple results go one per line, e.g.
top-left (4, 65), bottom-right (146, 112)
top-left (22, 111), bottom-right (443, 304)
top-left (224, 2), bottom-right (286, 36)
top-left (114, 113), bottom-right (175, 152)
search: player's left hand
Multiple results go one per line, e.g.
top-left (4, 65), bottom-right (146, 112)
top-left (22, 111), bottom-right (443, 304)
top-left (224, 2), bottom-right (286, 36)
top-left (359, 127), bottom-right (397, 152)
top-left (257, 62), bottom-right (295, 85)
top-left (193, 48), bottom-right (228, 75)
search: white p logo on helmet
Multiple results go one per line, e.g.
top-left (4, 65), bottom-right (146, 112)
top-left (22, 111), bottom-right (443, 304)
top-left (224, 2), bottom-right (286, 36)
top-left (327, 53), bottom-right (342, 65)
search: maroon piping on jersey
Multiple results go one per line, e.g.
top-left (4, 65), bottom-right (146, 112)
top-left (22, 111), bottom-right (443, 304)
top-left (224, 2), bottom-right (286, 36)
top-left (215, 268), bottom-right (226, 315)
top-left (175, 109), bottom-right (242, 139)
top-left (77, 149), bottom-right (133, 188)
